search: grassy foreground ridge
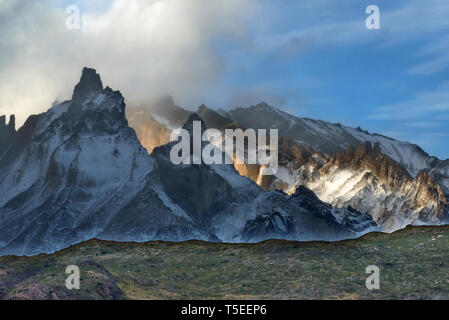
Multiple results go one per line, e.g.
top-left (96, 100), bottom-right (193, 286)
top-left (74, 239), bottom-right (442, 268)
top-left (0, 226), bottom-right (448, 300)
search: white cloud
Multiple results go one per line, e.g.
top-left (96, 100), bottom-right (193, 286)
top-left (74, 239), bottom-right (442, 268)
top-left (0, 0), bottom-right (257, 126)
top-left (409, 35), bottom-right (449, 75)
top-left (368, 82), bottom-right (449, 120)
top-left (259, 0), bottom-right (449, 67)
top-left (367, 81), bottom-right (449, 158)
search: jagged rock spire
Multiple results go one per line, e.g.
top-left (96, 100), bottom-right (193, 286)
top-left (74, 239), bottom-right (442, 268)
top-left (197, 104), bottom-right (208, 113)
top-left (182, 113), bottom-right (206, 136)
top-left (0, 115), bottom-right (15, 132)
top-left (0, 114), bottom-right (16, 152)
top-left (72, 67), bottom-right (103, 102)
top-left (8, 115), bottom-right (15, 131)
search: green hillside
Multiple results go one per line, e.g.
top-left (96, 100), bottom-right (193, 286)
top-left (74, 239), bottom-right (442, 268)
top-left (0, 226), bottom-right (448, 300)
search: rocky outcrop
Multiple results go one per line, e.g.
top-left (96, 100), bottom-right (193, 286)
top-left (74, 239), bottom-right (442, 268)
top-left (242, 211), bottom-right (299, 242)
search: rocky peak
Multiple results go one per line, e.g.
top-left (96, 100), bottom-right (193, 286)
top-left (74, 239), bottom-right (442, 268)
top-left (253, 102), bottom-right (285, 115)
top-left (0, 115), bottom-right (15, 132)
top-left (149, 95), bottom-right (192, 126)
top-left (152, 113), bottom-right (208, 158)
top-left (72, 67), bottom-right (103, 102)
top-left (0, 114), bottom-right (16, 140)
top-left (196, 104), bottom-right (233, 129)
top-left (182, 113), bottom-right (206, 135)
top-left (47, 68), bottom-right (128, 138)
top-left (8, 115), bottom-right (15, 132)
top-left (292, 185), bottom-right (321, 202)
top-left (231, 102), bottom-right (277, 114)
top-left (255, 102), bottom-right (270, 109)
top-left (197, 104), bottom-right (208, 114)
top-left (0, 115), bottom-right (19, 157)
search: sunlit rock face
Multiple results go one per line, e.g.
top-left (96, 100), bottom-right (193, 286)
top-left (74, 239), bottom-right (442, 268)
top-left (294, 142), bottom-right (449, 232)
top-left (127, 108), bottom-right (172, 155)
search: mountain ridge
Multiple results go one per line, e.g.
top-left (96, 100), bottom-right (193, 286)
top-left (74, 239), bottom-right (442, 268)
top-left (127, 99), bottom-right (449, 231)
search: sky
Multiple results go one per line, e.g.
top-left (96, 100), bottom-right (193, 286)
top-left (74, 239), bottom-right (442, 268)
top-left (1, 0), bottom-right (449, 159)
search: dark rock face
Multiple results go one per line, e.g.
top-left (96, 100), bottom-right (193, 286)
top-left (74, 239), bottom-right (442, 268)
top-left (289, 186), bottom-right (377, 235)
top-left (72, 67), bottom-right (103, 102)
top-left (242, 211), bottom-right (299, 242)
top-left (0, 115), bottom-right (16, 156)
top-left (7, 115), bottom-right (15, 132)
top-left (196, 104), bottom-right (234, 130)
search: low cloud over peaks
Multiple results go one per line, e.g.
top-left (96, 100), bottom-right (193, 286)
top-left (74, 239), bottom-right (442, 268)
top-left (0, 0), bottom-right (257, 126)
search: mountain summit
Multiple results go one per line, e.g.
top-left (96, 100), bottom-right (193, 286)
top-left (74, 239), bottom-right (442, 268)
top-left (72, 67), bottom-right (104, 102)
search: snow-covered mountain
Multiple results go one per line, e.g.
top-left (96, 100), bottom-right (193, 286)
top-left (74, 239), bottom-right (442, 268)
top-left (127, 101), bottom-right (449, 232)
top-left (223, 103), bottom-right (449, 231)
top-left (225, 103), bottom-right (449, 190)
top-left (0, 68), bottom-right (375, 256)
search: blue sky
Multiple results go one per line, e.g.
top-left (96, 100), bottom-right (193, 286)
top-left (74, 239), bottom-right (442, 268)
top-left (3, 0), bottom-right (449, 159)
top-left (214, 0), bottom-right (449, 159)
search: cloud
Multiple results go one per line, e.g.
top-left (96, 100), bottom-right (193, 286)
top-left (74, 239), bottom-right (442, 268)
top-left (409, 35), bottom-right (449, 75)
top-left (0, 0), bottom-right (257, 126)
top-left (404, 122), bottom-right (443, 129)
top-left (258, 0), bottom-right (449, 68)
top-left (366, 82), bottom-right (449, 158)
top-left (367, 82), bottom-right (449, 121)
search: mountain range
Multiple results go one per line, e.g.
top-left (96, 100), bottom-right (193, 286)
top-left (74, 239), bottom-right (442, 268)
top-left (1, 67), bottom-right (448, 256)
top-left (0, 68), bottom-right (379, 256)
top-left (127, 93), bottom-right (449, 233)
